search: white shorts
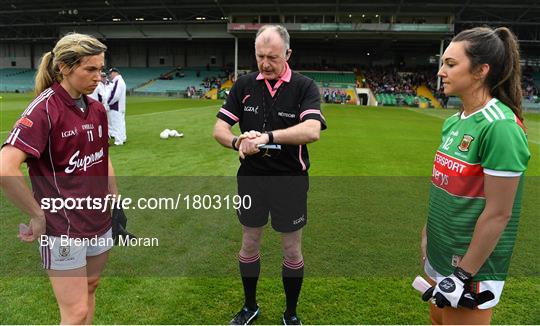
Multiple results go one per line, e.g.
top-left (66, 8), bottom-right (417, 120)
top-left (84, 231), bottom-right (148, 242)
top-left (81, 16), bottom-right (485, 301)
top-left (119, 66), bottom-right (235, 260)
top-left (424, 258), bottom-right (504, 309)
top-left (39, 228), bottom-right (113, 271)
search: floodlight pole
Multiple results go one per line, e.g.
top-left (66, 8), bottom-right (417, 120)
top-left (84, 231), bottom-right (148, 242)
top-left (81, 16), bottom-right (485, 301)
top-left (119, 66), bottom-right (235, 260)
top-left (234, 36), bottom-right (238, 81)
top-left (437, 39), bottom-right (444, 90)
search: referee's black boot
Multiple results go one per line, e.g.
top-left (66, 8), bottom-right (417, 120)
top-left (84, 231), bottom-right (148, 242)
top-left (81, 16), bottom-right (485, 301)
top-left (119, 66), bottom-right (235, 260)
top-left (230, 305), bottom-right (260, 325)
top-left (282, 313), bottom-right (301, 325)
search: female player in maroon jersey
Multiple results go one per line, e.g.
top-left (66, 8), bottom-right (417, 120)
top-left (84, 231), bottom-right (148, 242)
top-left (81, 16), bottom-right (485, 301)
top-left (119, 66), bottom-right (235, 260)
top-left (0, 33), bottom-right (118, 324)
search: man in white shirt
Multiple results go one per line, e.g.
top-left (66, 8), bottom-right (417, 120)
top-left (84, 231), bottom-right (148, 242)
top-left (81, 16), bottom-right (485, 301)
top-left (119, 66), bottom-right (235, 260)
top-left (89, 73), bottom-right (109, 108)
top-left (107, 68), bottom-right (127, 145)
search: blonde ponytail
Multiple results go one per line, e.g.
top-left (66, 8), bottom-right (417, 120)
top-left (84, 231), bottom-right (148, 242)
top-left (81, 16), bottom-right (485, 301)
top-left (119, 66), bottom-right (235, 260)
top-left (34, 33), bottom-right (107, 95)
top-left (34, 51), bottom-right (57, 95)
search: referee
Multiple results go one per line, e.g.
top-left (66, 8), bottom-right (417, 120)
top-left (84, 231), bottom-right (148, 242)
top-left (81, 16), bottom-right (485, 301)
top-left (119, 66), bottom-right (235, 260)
top-left (213, 25), bottom-right (326, 325)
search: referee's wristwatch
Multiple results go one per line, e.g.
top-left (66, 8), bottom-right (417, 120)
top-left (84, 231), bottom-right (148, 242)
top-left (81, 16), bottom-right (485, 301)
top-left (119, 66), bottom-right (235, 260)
top-left (232, 136), bottom-right (239, 151)
top-left (265, 131), bottom-right (274, 144)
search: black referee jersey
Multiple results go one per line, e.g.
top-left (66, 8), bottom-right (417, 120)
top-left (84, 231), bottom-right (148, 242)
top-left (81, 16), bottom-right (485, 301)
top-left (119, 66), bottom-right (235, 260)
top-left (217, 64), bottom-right (327, 174)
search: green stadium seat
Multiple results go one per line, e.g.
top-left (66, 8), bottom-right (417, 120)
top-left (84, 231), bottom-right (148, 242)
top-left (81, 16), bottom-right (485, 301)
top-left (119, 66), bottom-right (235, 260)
top-left (299, 71), bottom-right (355, 87)
top-left (0, 68), bottom-right (35, 92)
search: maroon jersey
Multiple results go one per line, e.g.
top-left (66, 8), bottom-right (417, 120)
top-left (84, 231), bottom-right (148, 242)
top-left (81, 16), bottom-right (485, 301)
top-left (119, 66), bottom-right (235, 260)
top-left (3, 82), bottom-right (111, 238)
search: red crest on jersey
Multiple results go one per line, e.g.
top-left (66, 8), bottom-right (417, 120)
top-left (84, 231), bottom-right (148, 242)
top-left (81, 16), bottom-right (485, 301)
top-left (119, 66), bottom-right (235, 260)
top-left (458, 134), bottom-right (474, 152)
top-left (17, 117), bottom-right (33, 128)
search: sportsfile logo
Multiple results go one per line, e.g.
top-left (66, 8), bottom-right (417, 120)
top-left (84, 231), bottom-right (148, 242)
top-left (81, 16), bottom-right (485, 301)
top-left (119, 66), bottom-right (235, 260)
top-left (40, 194), bottom-right (252, 213)
top-left (65, 147), bottom-right (104, 173)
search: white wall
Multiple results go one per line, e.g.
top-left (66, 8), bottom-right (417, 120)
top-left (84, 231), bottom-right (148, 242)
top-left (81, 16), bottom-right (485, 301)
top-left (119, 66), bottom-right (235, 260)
top-left (0, 43), bottom-right (31, 68)
top-left (1, 43), bottom-right (69, 69)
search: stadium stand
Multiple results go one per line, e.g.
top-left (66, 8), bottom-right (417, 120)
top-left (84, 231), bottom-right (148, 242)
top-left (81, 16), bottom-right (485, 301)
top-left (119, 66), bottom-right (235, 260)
top-left (522, 66), bottom-right (539, 100)
top-left (518, 67), bottom-right (540, 111)
top-left (134, 67), bottom-right (228, 96)
top-left (299, 71), bottom-right (356, 87)
top-left (415, 85), bottom-right (441, 108)
top-left (118, 67), bottom-right (174, 89)
top-left (0, 68), bottom-right (35, 92)
top-left (374, 92), bottom-right (431, 107)
top-left (300, 71), bottom-right (357, 104)
top-left (362, 66), bottom-right (442, 108)
top-left (533, 72), bottom-right (540, 86)
top-left (1, 64), bottom-right (537, 110)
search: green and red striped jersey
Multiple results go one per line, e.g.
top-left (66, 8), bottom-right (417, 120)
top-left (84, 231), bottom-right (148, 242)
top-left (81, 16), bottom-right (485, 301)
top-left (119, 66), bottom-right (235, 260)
top-left (426, 98), bottom-right (530, 281)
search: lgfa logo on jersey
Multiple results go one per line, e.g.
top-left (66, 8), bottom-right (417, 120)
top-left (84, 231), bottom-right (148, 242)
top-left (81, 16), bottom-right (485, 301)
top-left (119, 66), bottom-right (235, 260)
top-left (458, 134), bottom-right (474, 152)
top-left (61, 127), bottom-right (78, 138)
top-left (244, 105), bottom-right (259, 114)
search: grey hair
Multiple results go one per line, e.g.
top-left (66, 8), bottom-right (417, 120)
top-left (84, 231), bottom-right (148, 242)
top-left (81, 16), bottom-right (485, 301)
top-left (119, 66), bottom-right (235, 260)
top-left (255, 24), bottom-right (290, 54)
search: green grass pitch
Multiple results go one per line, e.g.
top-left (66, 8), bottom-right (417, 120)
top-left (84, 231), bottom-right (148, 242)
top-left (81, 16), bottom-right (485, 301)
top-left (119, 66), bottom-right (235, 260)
top-left (0, 93), bottom-right (538, 324)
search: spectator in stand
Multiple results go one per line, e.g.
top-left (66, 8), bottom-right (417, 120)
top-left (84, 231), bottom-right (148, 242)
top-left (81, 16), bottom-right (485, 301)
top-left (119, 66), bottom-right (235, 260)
top-left (323, 89), bottom-right (329, 103)
top-left (362, 65), bottom-right (440, 104)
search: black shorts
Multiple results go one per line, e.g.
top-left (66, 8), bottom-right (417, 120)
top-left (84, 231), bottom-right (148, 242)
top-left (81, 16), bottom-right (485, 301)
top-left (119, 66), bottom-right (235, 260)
top-left (236, 165), bottom-right (308, 232)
